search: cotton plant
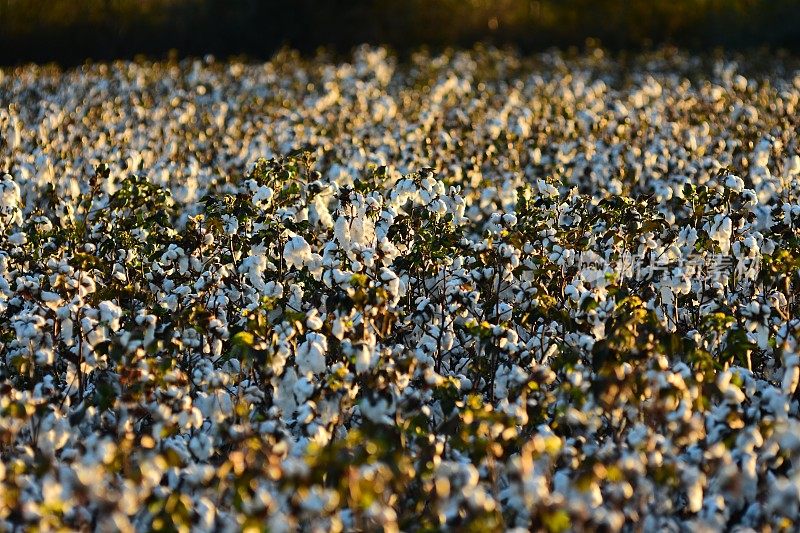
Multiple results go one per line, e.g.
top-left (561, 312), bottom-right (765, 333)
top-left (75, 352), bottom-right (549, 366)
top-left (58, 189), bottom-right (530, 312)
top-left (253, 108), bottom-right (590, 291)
top-left (1, 47), bottom-right (800, 531)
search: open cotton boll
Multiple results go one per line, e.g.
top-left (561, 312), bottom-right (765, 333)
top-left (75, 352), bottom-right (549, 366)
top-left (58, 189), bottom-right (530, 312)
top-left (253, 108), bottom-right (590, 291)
top-left (725, 175), bottom-right (745, 192)
top-left (296, 332), bottom-right (327, 374)
top-left (333, 216), bottom-right (352, 251)
top-left (355, 344), bottom-right (376, 374)
top-left (98, 301), bottom-right (123, 331)
top-left (240, 245), bottom-right (275, 295)
top-left (306, 310), bottom-right (324, 331)
top-left (40, 291), bottom-right (62, 311)
top-left (252, 184), bottom-right (274, 208)
top-left (221, 214), bottom-right (239, 235)
top-left (360, 395), bottom-right (394, 425)
top-left (283, 235), bottom-right (313, 270)
top-left (0, 174), bottom-right (22, 228)
top-left (708, 214), bottom-right (733, 254)
top-left (785, 155), bottom-right (800, 176)
top-left (7, 232), bottom-right (26, 245)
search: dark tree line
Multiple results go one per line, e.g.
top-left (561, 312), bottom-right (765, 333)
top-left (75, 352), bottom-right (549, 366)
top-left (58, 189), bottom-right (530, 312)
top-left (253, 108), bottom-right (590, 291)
top-left (1, 0), bottom-right (799, 65)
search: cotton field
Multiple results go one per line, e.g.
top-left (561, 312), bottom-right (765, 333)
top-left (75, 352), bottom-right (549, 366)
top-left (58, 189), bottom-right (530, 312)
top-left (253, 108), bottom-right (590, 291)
top-left (1, 46), bottom-right (800, 531)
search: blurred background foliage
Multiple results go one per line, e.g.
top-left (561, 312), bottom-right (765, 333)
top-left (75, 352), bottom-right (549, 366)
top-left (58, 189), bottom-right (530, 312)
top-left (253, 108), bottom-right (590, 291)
top-left (1, 0), bottom-right (799, 65)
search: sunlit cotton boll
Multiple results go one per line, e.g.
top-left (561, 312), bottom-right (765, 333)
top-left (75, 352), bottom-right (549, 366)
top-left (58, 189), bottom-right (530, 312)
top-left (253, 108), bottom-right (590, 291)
top-left (283, 235), bottom-right (313, 270)
top-left (296, 332), bottom-right (328, 374)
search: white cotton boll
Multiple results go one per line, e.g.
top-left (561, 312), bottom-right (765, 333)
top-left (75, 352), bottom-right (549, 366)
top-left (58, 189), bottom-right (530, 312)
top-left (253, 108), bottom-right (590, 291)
top-left (189, 433), bottom-right (213, 461)
top-left (564, 283), bottom-right (580, 302)
top-left (724, 175), bottom-right (745, 192)
top-left (0, 174), bottom-right (22, 227)
top-left (287, 283), bottom-right (305, 313)
top-left (86, 326), bottom-right (108, 347)
top-left (306, 253), bottom-right (324, 280)
top-left (274, 368), bottom-right (299, 416)
top-left (241, 251), bottom-right (267, 293)
top-left (708, 214), bottom-right (733, 254)
top-left (215, 390), bottom-right (234, 419)
top-left (536, 179), bottom-right (559, 198)
top-left (252, 185), bottom-right (274, 208)
top-left (40, 291), bottom-right (61, 311)
top-left (428, 199), bottom-right (447, 217)
top-left (212, 338), bottom-right (223, 357)
top-left (332, 269), bottom-right (352, 287)
top-left (333, 216), bottom-right (352, 251)
top-left (7, 232), bottom-right (26, 245)
top-left (60, 317), bottom-right (74, 346)
top-left (497, 301), bottom-right (513, 321)
top-left (194, 497), bottom-right (217, 531)
top-left (360, 396), bottom-right (393, 425)
top-left (296, 332), bottom-right (327, 374)
top-left (682, 467), bottom-right (705, 513)
top-left (350, 210), bottom-right (375, 247)
top-left (355, 345), bottom-right (374, 374)
top-left (221, 214), bottom-right (239, 235)
top-left (306, 310), bottom-right (324, 331)
top-left (756, 324), bottom-right (769, 350)
top-left (785, 155), bottom-right (800, 176)
top-left (379, 268), bottom-right (400, 302)
top-left (310, 194), bottom-right (334, 229)
top-left (782, 355), bottom-right (799, 395)
top-left (99, 301), bottom-right (123, 331)
top-left (284, 235), bottom-right (312, 270)
top-left (34, 348), bottom-right (55, 365)
top-left (112, 263), bottom-right (127, 282)
top-left (77, 273), bottom-right (96, 297)
top-left (293, 376), bottom-right (315, 403)
top-left (331, 316), bottom-right (347, 340)
top-left (745, 301), bottom-right (760, 316)
top-left (782, 204), bottom-right (798, 226)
